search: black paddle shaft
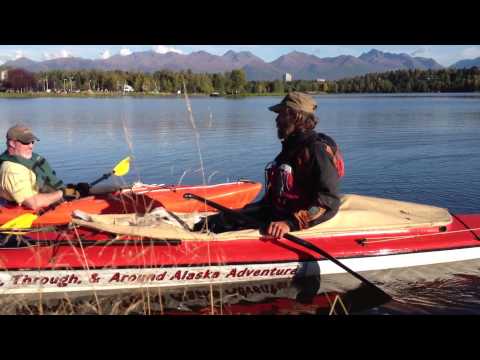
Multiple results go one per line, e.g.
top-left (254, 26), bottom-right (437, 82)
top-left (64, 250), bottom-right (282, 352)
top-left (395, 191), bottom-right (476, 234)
top-left (183, 192), bottom-right (391, 301)
top-left (90, 172), bottom-right (113, 187)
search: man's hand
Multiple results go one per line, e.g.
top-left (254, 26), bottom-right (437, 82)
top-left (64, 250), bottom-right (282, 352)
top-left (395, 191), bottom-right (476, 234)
top-left (74, 182), bottom-right (91, 197)
top-left (62, 186), bottom-right (81, 201)
top-left (62, 183), bottom-right (91, 201)
top-left (267, 221), bottom-right (291, 239)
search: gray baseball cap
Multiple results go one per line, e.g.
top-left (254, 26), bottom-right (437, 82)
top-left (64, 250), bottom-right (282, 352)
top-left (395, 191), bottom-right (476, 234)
top-left (6, 124), bottom-right (40, 143)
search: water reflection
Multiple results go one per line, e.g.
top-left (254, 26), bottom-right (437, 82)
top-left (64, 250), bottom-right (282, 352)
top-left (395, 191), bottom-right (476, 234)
top-left (0, 274), bottom-right (393, 315)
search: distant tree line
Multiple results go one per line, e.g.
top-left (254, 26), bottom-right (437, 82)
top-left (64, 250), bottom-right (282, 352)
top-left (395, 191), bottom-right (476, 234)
top-left (1, 67), bottom-right (479, 94)
top-left (0, 68), bottom-right (249, 94)
top-left (329, 67), bottom-right (480, 93)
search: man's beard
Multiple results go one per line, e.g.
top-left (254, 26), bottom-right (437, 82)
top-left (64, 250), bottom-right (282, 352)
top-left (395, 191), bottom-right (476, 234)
top-left (277, 128), bottom-right (286, 139)
top-left (277, 124), bottom-right (294, 140)
top-left (19, 151), bottom-right (33, 159)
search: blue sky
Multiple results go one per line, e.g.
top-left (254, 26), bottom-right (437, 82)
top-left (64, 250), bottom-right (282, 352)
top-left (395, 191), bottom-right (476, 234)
top-left (1, 45), bottom-right (480, 67)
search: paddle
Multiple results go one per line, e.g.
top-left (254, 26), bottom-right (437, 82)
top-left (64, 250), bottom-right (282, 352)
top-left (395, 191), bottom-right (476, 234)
top-left (183, 192), bottom-right (392, 302)
top-left (89, 156), bottom-right (131, 187)
top-left (0, 234), bottom-right (180, 247)
top-left (0, 156), bottom-right (132, 231)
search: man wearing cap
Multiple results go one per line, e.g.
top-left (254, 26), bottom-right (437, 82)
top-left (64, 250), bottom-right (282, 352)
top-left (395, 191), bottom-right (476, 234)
top-left (259, 91), bottom-right (344, 238)
top-left (196, 92), bottom-right (344, 238)
top-left (0, 124), bottom-right (88, 210)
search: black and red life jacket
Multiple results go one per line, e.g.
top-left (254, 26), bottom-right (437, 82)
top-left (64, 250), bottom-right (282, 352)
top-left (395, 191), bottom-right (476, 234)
top-left (264, 132), bottom-right (344, 216)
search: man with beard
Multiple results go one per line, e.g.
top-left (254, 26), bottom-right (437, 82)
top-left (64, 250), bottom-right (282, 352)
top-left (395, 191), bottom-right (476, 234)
top-left (196, 92), bottom-right (344, 238)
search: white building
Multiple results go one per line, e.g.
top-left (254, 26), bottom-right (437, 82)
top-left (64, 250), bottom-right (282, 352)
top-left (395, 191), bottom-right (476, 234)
top-left (283, 73), bottom-right (292, 82)
top-left (123, 84), bottom-right (134, 92)
top-left (316, 78), bottom-right (326, 83)
top-left (0, 70), bottom-right (8, 82)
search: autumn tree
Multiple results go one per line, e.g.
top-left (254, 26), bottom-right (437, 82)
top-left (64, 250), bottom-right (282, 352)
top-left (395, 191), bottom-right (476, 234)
top-left (4, 68), bottom-right (36, 91)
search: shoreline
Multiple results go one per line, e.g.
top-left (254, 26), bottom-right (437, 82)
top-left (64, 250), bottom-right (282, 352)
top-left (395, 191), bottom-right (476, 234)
top-left (0, 91), bottom-right (327, 99)
top-left (0, 91), bottom-right (477, 99)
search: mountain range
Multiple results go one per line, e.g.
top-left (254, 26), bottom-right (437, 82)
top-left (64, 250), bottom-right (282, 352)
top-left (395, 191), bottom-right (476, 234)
top-left (2, 49), bottom-right (475, 81)
top-left (450, 57), bottom-right (480, 70)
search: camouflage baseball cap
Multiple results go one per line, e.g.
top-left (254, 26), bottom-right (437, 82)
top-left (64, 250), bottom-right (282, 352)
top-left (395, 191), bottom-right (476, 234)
top-left (6, 124), bottom-right (40, 143)
top-left (269, 92), bottom-right (318, 114)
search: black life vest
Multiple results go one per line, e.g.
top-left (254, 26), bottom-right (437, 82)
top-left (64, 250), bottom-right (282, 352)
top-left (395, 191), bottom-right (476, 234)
top-left (264, 133), bottom-right (344, 216)
top-left (0, 151), bottom-right (65, 192)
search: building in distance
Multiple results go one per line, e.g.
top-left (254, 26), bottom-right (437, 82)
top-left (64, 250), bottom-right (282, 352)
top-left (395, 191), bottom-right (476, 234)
top-left (123, 84), bottom-right (134, 92)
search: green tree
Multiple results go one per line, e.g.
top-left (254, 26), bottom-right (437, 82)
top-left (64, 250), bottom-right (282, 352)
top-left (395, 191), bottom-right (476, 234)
top-left (272, 80), bottom-right (284, 93)
top-left (133, 73), bottom-right (144, 92)
top-left (229, 69), bottom-right (247, 94)
top-left (212, 73), bottom-right (226, 94)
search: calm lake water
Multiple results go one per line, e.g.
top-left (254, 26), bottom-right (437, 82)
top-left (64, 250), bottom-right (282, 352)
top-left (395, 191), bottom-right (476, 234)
top-left (1, 93), bottom-right (480, 314)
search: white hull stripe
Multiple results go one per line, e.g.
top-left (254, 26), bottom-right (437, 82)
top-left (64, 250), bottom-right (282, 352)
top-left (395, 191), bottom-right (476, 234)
top-left (1, 245), bottom-right (480, 295)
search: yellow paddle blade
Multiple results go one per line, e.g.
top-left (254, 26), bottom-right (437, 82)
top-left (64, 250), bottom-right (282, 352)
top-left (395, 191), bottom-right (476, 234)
top-left (0, 213), bottom-right (39, 230)
top-left (112, 156), bottom-right (131, 177)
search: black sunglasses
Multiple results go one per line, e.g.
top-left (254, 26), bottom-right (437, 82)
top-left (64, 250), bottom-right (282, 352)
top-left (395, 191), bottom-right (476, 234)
top-left (18, 140), bottom-right (35, 145)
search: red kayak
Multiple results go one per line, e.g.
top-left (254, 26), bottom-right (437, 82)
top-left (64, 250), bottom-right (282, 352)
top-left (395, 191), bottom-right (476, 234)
top-left (0, 193), bottom-right (479, 296)
top-left (0, 180), bottom-right (262, 227)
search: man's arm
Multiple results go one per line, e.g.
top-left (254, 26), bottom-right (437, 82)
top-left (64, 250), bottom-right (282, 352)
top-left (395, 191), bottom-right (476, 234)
top-left (22, 190), bottom-right (64, 211)
top-left (288, 142), bottom-right (340, 231)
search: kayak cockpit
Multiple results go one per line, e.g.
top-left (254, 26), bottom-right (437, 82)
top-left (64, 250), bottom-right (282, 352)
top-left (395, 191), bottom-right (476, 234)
top-left (71, 194), bottom-right (453, 242)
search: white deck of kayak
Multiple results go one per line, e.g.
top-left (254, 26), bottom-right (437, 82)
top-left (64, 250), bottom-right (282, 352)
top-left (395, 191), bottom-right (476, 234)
top-left (72, 194), bottom-right (452, 241)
